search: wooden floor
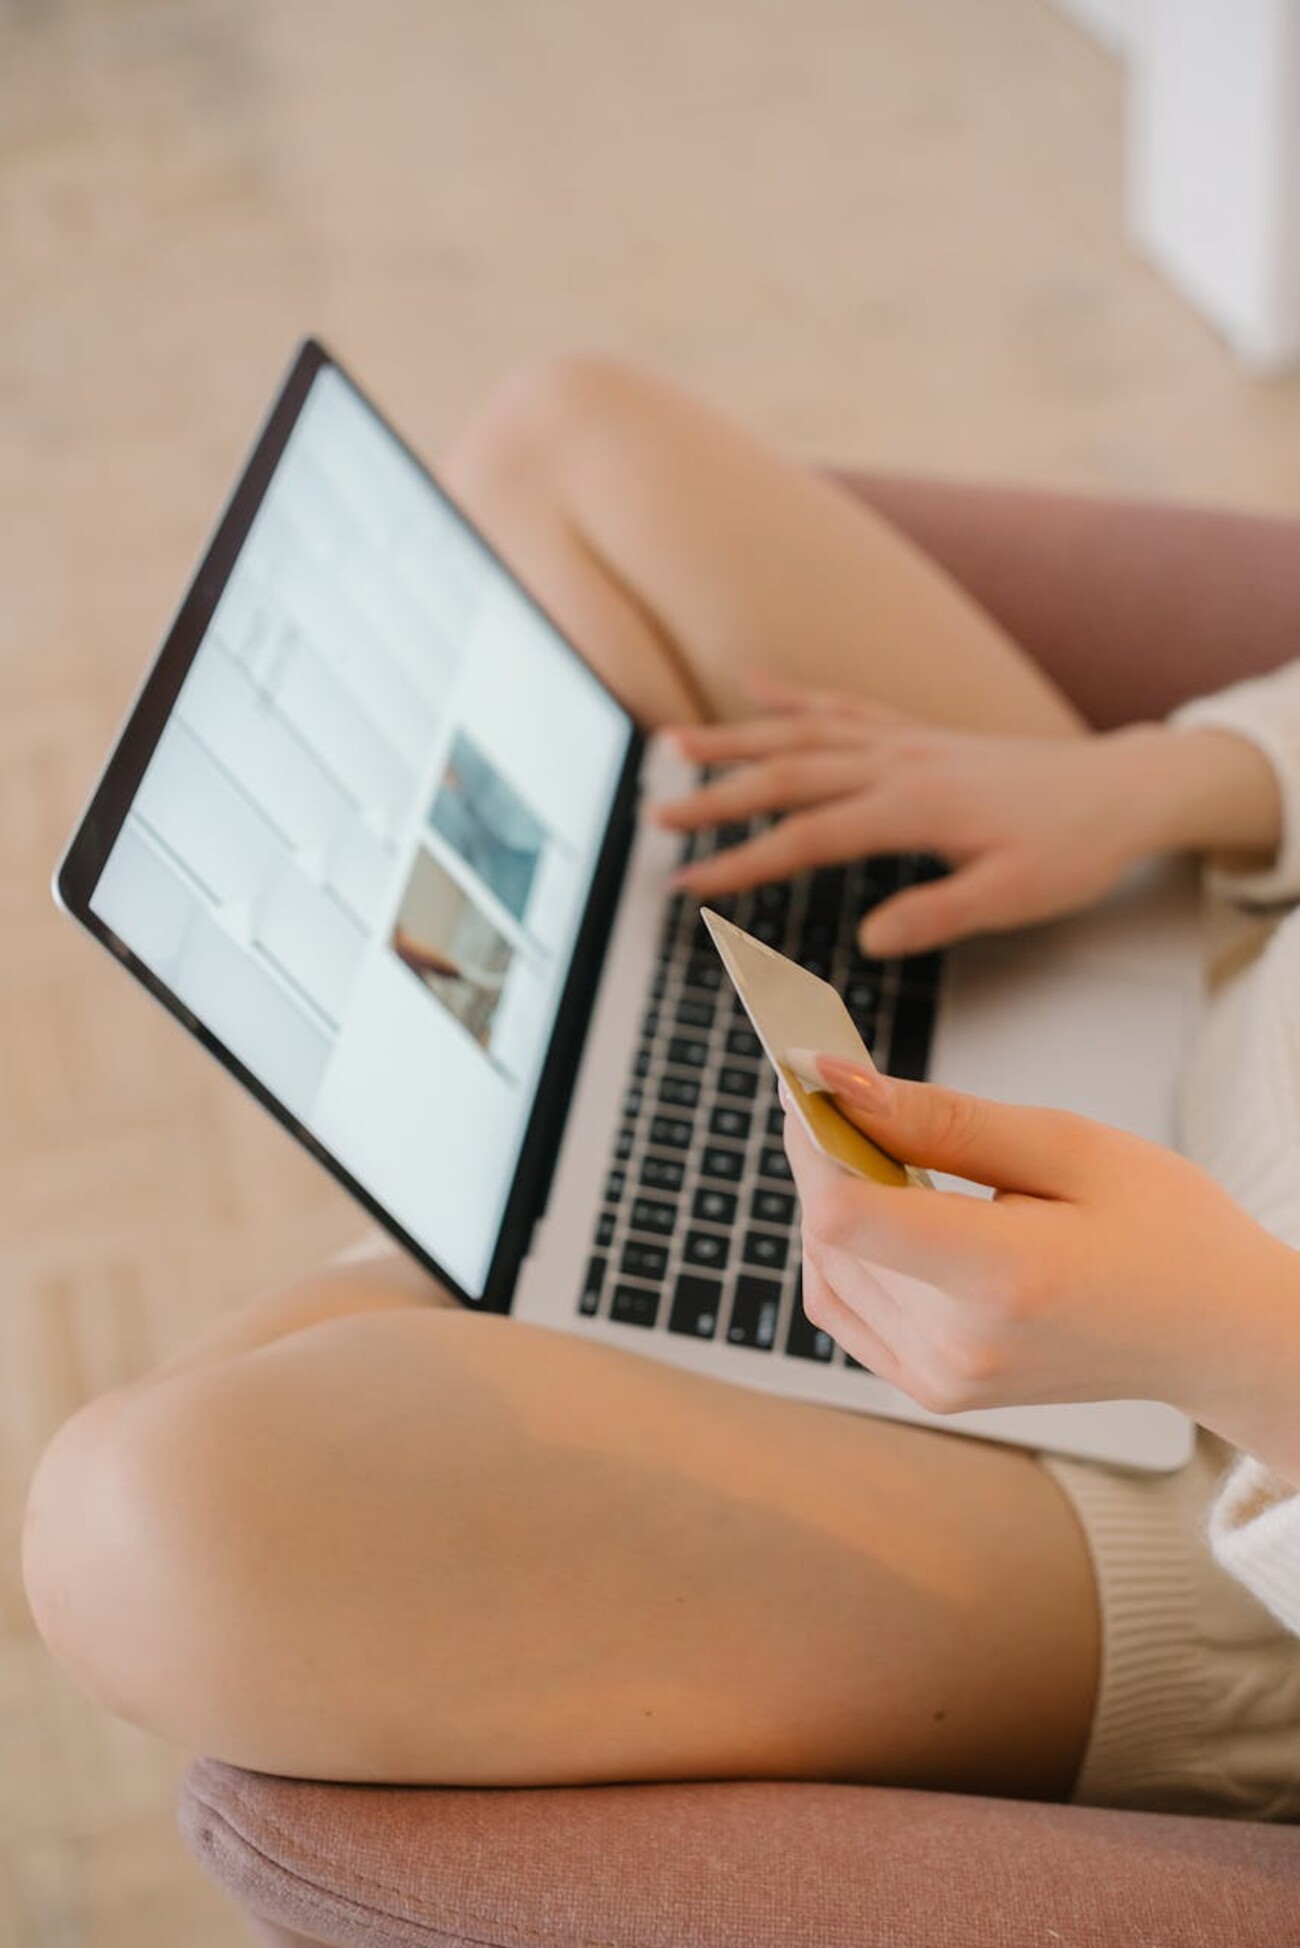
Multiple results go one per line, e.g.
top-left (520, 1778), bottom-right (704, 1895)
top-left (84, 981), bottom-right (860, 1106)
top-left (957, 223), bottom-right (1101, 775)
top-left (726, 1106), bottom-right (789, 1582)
top-left (6, 1), bottom-right (1300, 1941)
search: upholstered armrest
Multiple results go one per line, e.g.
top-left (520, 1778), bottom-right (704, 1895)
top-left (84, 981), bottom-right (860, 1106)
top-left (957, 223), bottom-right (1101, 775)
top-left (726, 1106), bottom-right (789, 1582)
top-left (179, 1758), bottom-right (1300, 1948)
top-left (829, 471), bottom-right (1300, 729)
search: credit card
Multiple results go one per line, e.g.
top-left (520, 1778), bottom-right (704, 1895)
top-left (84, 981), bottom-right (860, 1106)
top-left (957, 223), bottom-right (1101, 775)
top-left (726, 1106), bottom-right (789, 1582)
top-left (701, 908), bottom-right (933, 1190)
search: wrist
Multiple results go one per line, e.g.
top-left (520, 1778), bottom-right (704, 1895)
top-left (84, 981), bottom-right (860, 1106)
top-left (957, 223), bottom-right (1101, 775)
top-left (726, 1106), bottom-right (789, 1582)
top-left (1108, 723), bottom-right (1283, 866)
top-left (1187, 1234), bottom-right (1300, 1489)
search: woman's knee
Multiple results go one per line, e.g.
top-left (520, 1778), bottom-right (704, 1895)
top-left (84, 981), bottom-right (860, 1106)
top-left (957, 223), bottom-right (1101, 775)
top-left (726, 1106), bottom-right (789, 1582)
top-left (443, 349), bottom-right (649, 499)
top-left (20, 1308), bottom-right (537, 1773)
top-left (22, 1366), bottom-right (306, 1757)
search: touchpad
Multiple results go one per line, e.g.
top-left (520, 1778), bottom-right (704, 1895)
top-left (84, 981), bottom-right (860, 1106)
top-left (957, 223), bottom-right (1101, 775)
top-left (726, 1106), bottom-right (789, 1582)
top-left (927, 857), bottom-right (1204, 1153)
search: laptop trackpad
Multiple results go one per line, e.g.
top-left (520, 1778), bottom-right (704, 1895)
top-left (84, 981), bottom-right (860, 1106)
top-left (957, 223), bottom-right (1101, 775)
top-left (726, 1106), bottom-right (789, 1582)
top-left (928, 863), bottom-right (1204, 1156)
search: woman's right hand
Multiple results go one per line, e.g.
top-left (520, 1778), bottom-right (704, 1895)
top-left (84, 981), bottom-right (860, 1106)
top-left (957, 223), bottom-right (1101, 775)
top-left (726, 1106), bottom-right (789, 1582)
top-left (652, 672), bottom-right (1281, 957)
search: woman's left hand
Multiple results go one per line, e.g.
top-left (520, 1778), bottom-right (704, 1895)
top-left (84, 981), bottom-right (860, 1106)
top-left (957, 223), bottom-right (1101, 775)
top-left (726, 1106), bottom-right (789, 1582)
top-left (784, 1055), bottom-right (1294, 1427)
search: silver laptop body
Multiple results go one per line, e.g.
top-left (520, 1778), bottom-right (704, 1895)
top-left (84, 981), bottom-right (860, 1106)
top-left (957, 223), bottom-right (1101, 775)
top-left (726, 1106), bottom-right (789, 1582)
top-left (517, 738), bottom-right (1202, 1472)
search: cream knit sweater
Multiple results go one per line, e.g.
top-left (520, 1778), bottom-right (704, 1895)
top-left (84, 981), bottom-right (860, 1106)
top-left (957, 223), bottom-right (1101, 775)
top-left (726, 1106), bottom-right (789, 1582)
top-left (1166, 663), bottom-right (1300, 1637)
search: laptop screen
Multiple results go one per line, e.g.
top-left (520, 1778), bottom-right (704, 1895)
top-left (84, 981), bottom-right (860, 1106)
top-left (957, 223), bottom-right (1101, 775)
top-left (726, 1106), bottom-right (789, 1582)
top-left (80, 354), bottom-right (637, 1298)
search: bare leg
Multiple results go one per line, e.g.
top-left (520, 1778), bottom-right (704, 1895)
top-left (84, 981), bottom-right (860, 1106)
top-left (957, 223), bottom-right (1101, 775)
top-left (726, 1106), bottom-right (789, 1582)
top-left (438, 354), bottom-right (1088, 737)
top-left (25, 1269), bottom-right (1097, 1796)
top-left (23, 357), bottom-right (1099, 1796)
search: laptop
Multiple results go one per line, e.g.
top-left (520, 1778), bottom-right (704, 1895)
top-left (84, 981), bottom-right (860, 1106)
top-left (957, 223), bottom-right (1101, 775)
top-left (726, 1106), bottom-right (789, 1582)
top-left (54, 339), bottom-right (1201, 1472)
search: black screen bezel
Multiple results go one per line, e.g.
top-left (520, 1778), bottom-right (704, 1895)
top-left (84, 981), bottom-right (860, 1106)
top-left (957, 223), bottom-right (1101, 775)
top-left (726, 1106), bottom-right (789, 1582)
top-left (54, 338), bottom-right (646, 1313)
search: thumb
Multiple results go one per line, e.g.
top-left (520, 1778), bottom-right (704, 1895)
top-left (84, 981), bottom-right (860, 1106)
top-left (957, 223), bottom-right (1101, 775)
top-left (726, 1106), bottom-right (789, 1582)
top-left (858, 857), bottom-right (1014, 957)
top-left (811, 1055), bottom-right (1094, 1199)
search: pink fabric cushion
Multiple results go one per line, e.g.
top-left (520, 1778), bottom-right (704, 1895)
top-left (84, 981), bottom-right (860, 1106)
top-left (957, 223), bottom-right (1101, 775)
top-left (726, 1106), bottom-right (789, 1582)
top-left (180, 1757), bottom-right (1300, 1948)
top-left (830, 473), bottom-right (1300, 729)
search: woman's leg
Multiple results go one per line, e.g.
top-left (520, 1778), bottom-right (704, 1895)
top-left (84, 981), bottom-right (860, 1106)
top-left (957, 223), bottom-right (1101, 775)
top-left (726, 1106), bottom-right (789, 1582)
top-left (24, 1266), bottom-right (1098, 1797)
top-left (438, 354), bottom-right (1088, 737)
top-left (23, 355), bottom-right (1100, 1796)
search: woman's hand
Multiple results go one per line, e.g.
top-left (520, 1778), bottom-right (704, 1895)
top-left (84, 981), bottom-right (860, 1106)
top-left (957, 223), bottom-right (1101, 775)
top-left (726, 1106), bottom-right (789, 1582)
top-left (652, 671), bottom-right (1282, 956)
top-left (782, 1055), bottom-right (1300, 1456)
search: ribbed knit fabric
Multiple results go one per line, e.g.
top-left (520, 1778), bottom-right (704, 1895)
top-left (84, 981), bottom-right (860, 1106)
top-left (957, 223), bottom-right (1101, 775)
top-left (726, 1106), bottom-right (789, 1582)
top-left (1038, 1447), bottom-right (1216, 1811)
top-left (1172, 672), bottom-right (1300, 907)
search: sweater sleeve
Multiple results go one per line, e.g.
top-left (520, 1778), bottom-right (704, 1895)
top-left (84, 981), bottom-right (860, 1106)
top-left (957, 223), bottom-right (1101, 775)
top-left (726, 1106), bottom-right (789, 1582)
top-left (1169, 657), bottom-right (1300, 906)
top-left (1208, 1454), bottom-right (1300, 1638)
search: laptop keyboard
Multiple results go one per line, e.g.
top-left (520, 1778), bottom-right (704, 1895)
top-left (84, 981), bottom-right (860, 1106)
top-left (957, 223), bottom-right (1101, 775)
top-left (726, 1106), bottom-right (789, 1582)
top-left (578, 811), bottom-right (946, 1369)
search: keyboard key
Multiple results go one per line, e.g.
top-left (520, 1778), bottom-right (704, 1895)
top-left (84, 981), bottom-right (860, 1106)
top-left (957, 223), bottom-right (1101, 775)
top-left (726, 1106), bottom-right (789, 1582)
top-left (844, 1352), bottom-right (874, 1372)
top-left (750, 916), bottom-right (784, 946)
top-left (786, 1285), bottom-right (835, 1362)
top-left (743, 1230), bottom-right (789, 1271)
top-left (902, 950), bottom-right (943, 991)
top-left (799, 953), bottom-right (831, 982)
top-left (614, 1125), bottom-right (635, 1162)
top-left (727, 1274), bottom-right (782, 1350)
top-left (630, 1196), bottom-right (678, 1236)
top-left (684, 956), bottom-right (723, 991)
top-left (633, 1044), bottom-right (652, 1079)
top-left (725, 1025), bottom-right (762, 1059)
top-left (684, 1228), bottom-right (730, 1270)
top-left (675, 995), bottom-right (716, 1030)
top-left (623, 1085), bottom-right (644, 1118)
top-left (642, 1007), bottom-right (661, 1038)
top-left (580, 1255), bottom-right (606, 1316)
top-left (649, 1114), bottom-right (693, 1149)
top-left (605, 1168), bottom-right (626, 1202)
top-left (805, 866), bottom-right (846, 917)
top-left (766, 1104), bottom-right (786, 1138)
top-left (621, 1240), bottom-right (668, 1280)
top-left (640, 1155), bottom-right (685, 1192)
top-left (759, 1145), bottom-right (793, 1181)
top-left (718, 1065), bottom-right (759, 1100)
top-left (658, 1075), bottom-right (701, 1109)
top-left (845, 975), bottom-right (881, 1020)
top-left (750, 1187), bottom-right (795, 1225)
top-left (709, 1104), bottom-right (752, 1141)
top-left (700, 1144), bottom-right (745, 1183)
top-left (668, 1273), bottom-right (721, 1338)
top-left (611, 1283), bottom-right (660, 1328)
top-left (886, 985), bottom-right (937, 1082)
top-left (693, 1186), bottom-right (737, 1224)
top-left (690, 910), bottom-right (717, 953)
top-left (667, 1035), bottom-right (708, 1069)
top-left (595, 1209), bottom-right (616, 1247)
top-left (868, 855), bottom-right (906, 891)
top-left (904, 852), bottom-right (950, 885)
top-left (754, 881), bottom-right (790, 916)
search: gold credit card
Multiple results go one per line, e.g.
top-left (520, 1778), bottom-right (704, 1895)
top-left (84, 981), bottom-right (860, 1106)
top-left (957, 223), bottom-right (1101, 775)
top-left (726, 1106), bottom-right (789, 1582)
top-left (701, 908), bottom-right (933, 1190)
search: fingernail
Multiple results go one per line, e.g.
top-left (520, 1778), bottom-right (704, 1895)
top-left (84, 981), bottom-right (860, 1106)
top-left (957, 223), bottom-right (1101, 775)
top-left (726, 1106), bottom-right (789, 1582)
top-left (783, 1046), bottom-right (829, 1091)
top-left (816, 1056), bottom-right (894, 1112)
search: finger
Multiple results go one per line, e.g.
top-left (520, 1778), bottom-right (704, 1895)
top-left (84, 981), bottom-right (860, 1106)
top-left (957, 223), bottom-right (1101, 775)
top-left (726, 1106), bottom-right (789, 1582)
top-left (798, 1249), bottom-right (903, 1384)
top-left (858, 858), bottom-right (1025, 956)
top-left (673, 796), bottom-right (891, 895)
top-left (809, 1058), bottom-right (1100, 1201)
top-left (669, 714), bottom-right (872, 766)
top-left (782, 1096), bottom-right (1018, 1291)
top-left (653, 750), bottom-right (870, 830)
